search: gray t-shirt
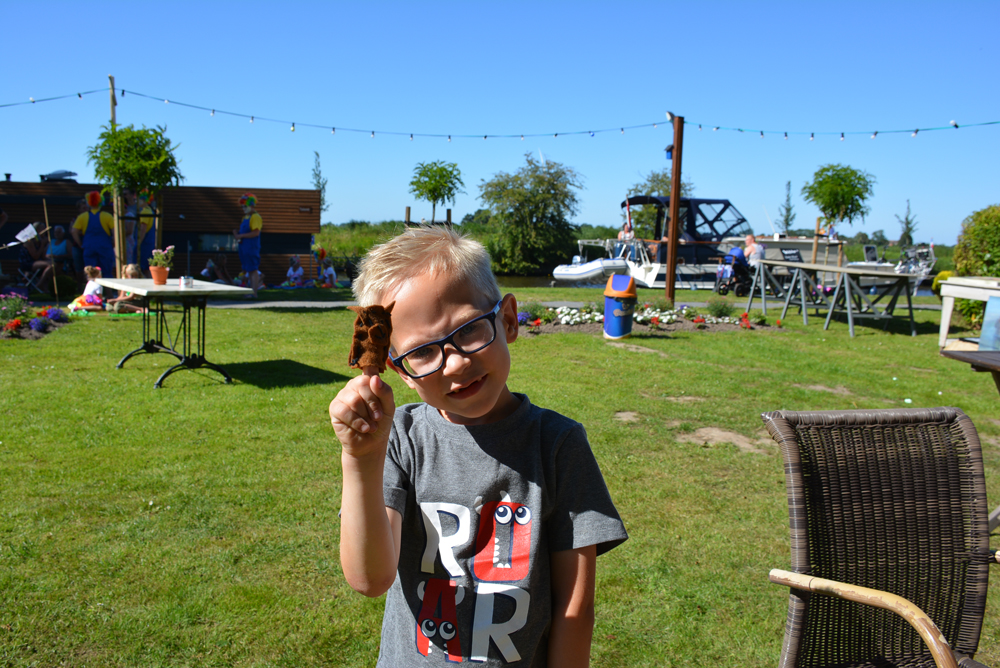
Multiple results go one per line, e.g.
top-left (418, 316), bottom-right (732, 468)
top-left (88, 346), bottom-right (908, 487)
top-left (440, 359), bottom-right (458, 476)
top-left (378, 394), bottom-right (627, 667)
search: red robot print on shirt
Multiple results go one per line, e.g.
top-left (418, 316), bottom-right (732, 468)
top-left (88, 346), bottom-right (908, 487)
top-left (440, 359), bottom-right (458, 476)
top-left (415, 578), bottom-right (464, 662)
top-left (473, 491), bottom-right (533, 582)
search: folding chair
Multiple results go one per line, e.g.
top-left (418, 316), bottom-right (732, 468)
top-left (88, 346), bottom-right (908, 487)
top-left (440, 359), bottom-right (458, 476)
top-left (17, 265), bottom-right (44, 294)
top-left (762, 407), bottom-right (994, 668)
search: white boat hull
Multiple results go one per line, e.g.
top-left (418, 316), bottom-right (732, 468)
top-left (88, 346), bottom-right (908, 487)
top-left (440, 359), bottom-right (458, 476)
top-left (553, 258), bottom-right (629, 282)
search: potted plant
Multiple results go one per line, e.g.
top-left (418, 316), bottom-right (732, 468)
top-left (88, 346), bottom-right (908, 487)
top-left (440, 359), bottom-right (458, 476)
top-left (149, 245), bottom-right (175, 285)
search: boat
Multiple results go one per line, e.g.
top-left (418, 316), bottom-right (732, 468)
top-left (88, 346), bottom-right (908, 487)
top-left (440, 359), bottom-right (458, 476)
top-left (552, 256), bottom-right (628, 282)
top-left (847, 244), bottom-right (937, 295)
top-left (554, 197), bottom-right (755, 289)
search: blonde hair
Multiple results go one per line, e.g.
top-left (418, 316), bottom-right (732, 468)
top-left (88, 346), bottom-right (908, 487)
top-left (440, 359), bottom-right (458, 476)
top-left (123, 263), bottom-right (142, 278)
top-left (353, 225), bottom-right (500, 307)
top-left (84, 265), bottom-right (101, 279)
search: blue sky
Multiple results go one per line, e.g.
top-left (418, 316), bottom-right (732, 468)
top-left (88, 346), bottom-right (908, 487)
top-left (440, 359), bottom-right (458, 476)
top-left (2, 1), bottom-right (997, 244)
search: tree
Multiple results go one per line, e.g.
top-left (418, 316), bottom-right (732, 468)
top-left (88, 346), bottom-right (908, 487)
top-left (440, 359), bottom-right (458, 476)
top-left (624, 167), bottom-right (694, 238)
top-left (478, 153), bottom-right (582, 275)
top-left (86, 123), bottom-right (184, 274)
top-left (777, 180), bottom-right (797, 233)
top-left (312, 151), bottom-right (329, 218)
top-left (87, 123), bottom-right (184, 195)
top-left (409, 160), bottom-right (465, 224)
top-left (801, 164), bottom-right (876, 228)
top-left (895, 200), bottom-right (918, 247)
top-left (953, 204), bottom-right (1000, 327)
top-left (870, 229), bottom-right (888, 246)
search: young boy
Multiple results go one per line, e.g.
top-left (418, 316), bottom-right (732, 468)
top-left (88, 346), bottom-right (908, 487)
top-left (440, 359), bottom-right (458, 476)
top-left (330, 226), bottom-right (627, 666)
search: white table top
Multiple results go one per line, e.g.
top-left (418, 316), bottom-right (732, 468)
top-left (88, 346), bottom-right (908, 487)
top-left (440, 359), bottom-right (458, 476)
top-left (96, 278), bottom-right (254, 298)
top-left (940, 276), bottom-right (1000, 289)
top-left (761, 259), bottom-right (918, 278)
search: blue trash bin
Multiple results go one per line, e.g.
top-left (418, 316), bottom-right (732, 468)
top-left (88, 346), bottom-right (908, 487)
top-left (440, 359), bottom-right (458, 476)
top-left (603, 274), bottom-right (637, 340)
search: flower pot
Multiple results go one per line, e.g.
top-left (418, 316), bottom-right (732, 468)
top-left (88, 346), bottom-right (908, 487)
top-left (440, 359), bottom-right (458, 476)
top-left (150, 266), bottom-right (170, 285)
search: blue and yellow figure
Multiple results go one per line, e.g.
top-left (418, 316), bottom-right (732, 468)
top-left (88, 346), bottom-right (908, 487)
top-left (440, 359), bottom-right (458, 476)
top-left (71, 191), bottom-right (116, 278)
top-left (233, 193), bottom-right (262, 297)
top-left (136, 188), bottom-right (157, 275)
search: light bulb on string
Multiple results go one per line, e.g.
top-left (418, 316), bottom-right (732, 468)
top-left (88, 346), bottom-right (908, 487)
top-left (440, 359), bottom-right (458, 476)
top-left (211, 109), bottom-right (215, 117)
top-left (620, 128), bottom-right (624, 134)
top-left (698, 124), bottom-right (702, 130)
top-left (291, 123), bottom-right (295, 132)
top-left (840, 133), bottom-right (844, 141)
top-left (871, 131), bottom-right (877, 139)
top-left (121, 90), bottom-right (125, 97)
top-left (448, 135), bottom-right (451, 142)
top-left (654, 123), bottom-right (658, 129)
top-left (483, 135), bottom-right (487, 140)
top-left (77, 93), bottom-right (82, 99)
top-left (554, 133), bottom-right (558, 138)
top-left (810, 133), bottom-right (814, 141)
top-left (371, 131), bottom-right (375, 138)
top-left (784, 132), bottom-right (788, 140)
top-left (950, 120), bottom-right (959, 129)
top-left (164, 99), bottom-right (169, 104)
top-left (589, 131), bottom-right (594, 137)
top-left (331, 128), bottom-right (335, 135)
top-left (250, 116), bottom-right (254, 123)
top-left (713, 127), bottom-right (719, 131)
top-left (760, 131), bottom-right (764, 138)
top-left (29, 97), bottom-right (35, 103)
top-left (410, 134), bottom-right (413, 141)
top-left (912, 129), bottom-right (919, 137)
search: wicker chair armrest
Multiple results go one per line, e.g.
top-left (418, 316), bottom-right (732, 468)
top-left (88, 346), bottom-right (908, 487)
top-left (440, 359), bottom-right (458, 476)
top-left (769, 569), bottom-right (959, 668)
top-left (956, 653), bottom-right (991, 668)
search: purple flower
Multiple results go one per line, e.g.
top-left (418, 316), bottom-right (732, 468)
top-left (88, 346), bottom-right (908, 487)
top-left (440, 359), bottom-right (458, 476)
top-left (517, 311), bottom-right (532, 325)
top-left (29, 317), bottom-right (48, 332)
top-left (45, 308), bottom-right (67, 323)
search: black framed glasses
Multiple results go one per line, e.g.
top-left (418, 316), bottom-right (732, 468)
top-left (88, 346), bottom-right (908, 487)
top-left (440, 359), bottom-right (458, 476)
top-left (388, 300), bottom-right (503, 378)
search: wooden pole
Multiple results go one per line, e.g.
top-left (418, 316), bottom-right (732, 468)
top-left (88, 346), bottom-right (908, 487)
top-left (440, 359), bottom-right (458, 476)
top-left (155, 192), bottom-right (164, 250)
top-left (405, 206), bottom-right (411, 225)
top-left (811, 216), bottom-right (821, 264)
top-left (446, 208), bottom-right (452, 226)
top-left (43, 199), bottom-right (58, 307)
top-left (108, 75), bottom-right (124, 278)
top-left (664, 115), bottom-right (684, 303)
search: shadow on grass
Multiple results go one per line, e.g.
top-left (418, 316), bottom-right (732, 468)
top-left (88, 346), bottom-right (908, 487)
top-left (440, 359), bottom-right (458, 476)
top-left (225, 359), bottom-right (349, 388)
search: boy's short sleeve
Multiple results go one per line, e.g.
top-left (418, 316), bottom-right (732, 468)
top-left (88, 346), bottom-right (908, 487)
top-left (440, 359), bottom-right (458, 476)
top-left (546, 424), bottom-right (628, 556)
top-left (382, 421), bottom-right (410, 516)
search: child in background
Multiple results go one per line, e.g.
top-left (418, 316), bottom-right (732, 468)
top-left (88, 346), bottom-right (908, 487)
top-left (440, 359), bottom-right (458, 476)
top-left (105, 264), bottom-right (145, 313)
top-left (282, 255), bottom-right (305, 287)
top-left (321, 257), bottom-right (338, 287)
top-left (330, 225), bottom-right (627, 666)
top-left (68, 266), bottom-right (104, 312)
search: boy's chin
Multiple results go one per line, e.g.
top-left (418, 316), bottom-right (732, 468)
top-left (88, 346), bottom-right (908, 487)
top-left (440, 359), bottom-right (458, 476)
top-left (429, 385), bottom-right (515, 426)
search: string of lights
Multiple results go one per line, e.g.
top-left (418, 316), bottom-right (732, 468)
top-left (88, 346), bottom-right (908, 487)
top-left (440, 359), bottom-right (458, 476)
top-left (4, 85), bottom-right (998, 141)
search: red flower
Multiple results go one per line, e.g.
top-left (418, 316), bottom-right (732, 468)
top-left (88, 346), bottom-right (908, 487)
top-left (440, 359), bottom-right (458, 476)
top-left (776, 319), bottom-right (783, 328)
top-left (532, 318), bottom-right (541, 327)
top-left (650, 316), bottom-right (660, 326)
top-left (692, 315), bottom-right (706, 324)
top-left (4, 318), bottom-right (23, 331)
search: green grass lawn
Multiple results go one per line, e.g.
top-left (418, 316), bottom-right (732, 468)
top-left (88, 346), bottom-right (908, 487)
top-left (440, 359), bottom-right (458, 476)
top-left (2, 295), bottom-right (998, 667)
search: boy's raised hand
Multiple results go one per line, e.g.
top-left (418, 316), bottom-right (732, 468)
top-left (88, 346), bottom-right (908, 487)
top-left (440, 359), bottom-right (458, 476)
top-left (330, 367), bottom-right (396, 457)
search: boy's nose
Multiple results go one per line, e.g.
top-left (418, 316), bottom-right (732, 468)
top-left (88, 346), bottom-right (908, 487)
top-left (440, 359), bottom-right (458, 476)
top-left (440, 344), bottom-right (472, 374)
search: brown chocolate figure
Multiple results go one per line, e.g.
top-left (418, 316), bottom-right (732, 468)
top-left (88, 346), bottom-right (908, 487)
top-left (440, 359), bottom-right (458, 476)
top-left (347, 302), bottom-right (395, 373)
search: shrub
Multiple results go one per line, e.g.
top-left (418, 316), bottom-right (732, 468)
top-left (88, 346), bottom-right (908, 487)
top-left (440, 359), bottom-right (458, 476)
top-left (953, 204), bottom-right (1000, 328)
top-left (748, 311), bottom-right (767, 326)
top-left (932, 270), bottom-right (955, 298)
top-left (706, 296), bottom-right (735, 319)
top-left (54, 274), bottom-right (77, 298)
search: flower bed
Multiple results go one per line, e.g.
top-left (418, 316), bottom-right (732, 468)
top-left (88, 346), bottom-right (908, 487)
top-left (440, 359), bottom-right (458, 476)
top-left (0, 293), bottom-right (72, 340)
top-left (518, 301), bottom-right (775, 336)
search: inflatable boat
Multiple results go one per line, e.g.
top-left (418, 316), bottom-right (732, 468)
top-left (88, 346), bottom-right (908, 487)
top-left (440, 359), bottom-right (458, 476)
top-left (552, 257), bottom-right (629, 282)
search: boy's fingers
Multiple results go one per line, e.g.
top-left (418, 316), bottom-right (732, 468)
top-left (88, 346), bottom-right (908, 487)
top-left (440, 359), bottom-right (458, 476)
top-left (355, 373), bottom-right (383, 422)
top-left (329, 397), bottom-right (374, 434)
top-left (370, 374), bottom-right (396, 420)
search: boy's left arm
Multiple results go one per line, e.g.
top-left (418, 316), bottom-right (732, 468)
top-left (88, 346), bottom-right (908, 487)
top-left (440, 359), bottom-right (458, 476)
top-left (548, 545), bottom-right (597, 667)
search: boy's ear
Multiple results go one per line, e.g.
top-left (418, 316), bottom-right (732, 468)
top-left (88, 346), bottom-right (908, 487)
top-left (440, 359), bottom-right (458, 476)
top-left (500, 293), bottom-right (519, 343)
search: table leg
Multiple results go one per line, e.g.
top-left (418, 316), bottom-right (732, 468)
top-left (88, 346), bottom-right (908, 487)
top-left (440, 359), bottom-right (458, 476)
top-left (780, 269), bottom-right (796, 322)
top-left (903, 279), bottom-right (916, 337)
top-left (153, 298), bottom-right (234, 388)
top-left (799, 270), bottom-right (810, 325)
top-left (843, 272), bottom-right (856, 337)
top-left (746, 264), bottom-right (761, 313)
top-left (116, 297), bottom-right (182, 368)
top-left (939, 296), bottom-right (955, 347)
top-left (825, 274), bottom-right (844, 331)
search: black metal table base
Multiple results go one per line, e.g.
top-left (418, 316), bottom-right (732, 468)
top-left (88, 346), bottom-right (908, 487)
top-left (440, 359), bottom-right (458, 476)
top-left (115, 296), bottom-right (234, 388)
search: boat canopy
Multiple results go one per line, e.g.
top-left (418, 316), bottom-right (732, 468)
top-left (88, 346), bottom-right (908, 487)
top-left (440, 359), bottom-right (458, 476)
top-left (620, 196), bottom-right (753, 242)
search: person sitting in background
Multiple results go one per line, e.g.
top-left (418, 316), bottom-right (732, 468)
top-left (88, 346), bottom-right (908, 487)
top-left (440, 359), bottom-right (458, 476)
top-left (744, 233), bottom-right (764, 267)
top-left (321, 257), bottom-right (338, 287)
top-left (19, 222), bottom-right (47, 280)
top-left (35, 225), bottom-right (73, 294)
top-left (200, 253), bottom-right (235, 285)
top-left (105, 264), bottom-right (145, 313)
top-left (68, 266), bottom-right (105, 312)
top-left (282, 254), bottom-right (305, 286)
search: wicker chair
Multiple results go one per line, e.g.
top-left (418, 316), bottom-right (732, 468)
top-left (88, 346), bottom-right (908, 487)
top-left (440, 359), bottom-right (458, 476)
top-left (761, 408), bottom-right (994, 668)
